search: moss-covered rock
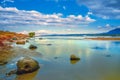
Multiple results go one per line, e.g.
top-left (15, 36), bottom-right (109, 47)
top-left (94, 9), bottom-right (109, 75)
top-left (16, 57), bottom-right (40, 75)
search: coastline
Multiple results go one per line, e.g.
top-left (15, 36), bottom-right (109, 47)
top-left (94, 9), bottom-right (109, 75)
top-left (85, 37), bottom-right (120, 40)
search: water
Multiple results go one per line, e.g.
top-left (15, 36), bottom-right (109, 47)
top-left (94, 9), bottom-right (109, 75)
top-left (0, 37), bottom-right (120, 80)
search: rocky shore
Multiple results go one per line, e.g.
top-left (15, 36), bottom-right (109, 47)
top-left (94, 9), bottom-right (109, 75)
top-left (0, 31), bottom-right (28, 65)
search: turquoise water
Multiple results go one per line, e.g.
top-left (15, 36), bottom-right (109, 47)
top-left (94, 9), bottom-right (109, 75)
top-left (0, 37), bottom-right (120, 80)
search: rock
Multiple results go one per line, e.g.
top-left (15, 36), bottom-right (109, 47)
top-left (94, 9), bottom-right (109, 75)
top-left (6, 70), bottom-right (17, 76)
top-left (29, 45), bottom-right (37, 50)
top-left (106, 54), bottom-right (111, 57)
top-left (70, 55), bottom-right (80, 64)
top-left (0, 61), bottom-right (8, 65)
top-left (47, 44), bottom-right (52, 46)
top-left (26, 40), bottom-right (29, 42)
top-left (54, 57), bottom-right (58, 59)
top-left (0, 41), bottom-right (4, 46)
top-left (92, 46), bottom-right (105, 50)
top-left (12, 37), bottom-right (17, 40)
top-left (70, 54), bottom-right (80, 60)
top-left (16, 57), bottom-right (40, 75)
top-left (16, 41), bottom-right (25, 45)
top-left (39, 38), bottom-right (43, 40)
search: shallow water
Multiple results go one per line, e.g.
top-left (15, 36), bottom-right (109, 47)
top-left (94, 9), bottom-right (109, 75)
top-left (0, 37), bottom-right (120, 80)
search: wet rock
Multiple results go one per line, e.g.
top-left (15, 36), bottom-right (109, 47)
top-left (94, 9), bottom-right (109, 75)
top-left (106, 54), bottom-right (111, 57)
top-left (47, 44), bottom-right (52, 46)
top-left (16, 41), bottom-right (25, 45)
top-left (26, 40), bottom-right (29, 42)
top-left (16, 57), bottom-right (40, 75)
top-left (12, 37), bottom-right (17, 40)
top-left (39, 38), bottom-right (43, 40)
top-left (70, 54), bottom-right (80, 60)
top-left (29, 45), bottom-right (37, 50)
top-left (0, 41), bottom-right (4, 46)
top-left (6, 70), bottom-right (17, 76)
top-left (54, 57), bottom-right (58, 59)
top-left (0, 61), bottom-right (8, 65)
top-left (92, 46), bottom-right (105, 50)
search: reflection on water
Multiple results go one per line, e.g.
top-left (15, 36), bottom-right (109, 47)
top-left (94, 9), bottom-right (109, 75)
top-left (0, 37), bottom-right (120, 80)
top-left (70, 59), bottom-right (80, 64)
top-left (16, 70), bottom-right (38, 80)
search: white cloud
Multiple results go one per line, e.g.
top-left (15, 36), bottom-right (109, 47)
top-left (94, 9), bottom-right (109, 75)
top-left (1, 0), bottom-right (14, 3)
top-left (0, 6), bottom-right (95, 28)
top-left (98, 24), bottom-right (113, 30)
top-left (106, 24), bottom-right (110, 27)
top-left (77, 0), bottom-right (120, 19)
top-left (1, 0), bottom-right (14, 7)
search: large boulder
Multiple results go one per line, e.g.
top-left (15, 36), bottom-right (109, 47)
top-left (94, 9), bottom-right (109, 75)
top-left (16, 57), bottom-right (40, 75)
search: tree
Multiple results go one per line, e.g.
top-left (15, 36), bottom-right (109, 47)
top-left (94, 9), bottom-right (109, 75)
top-left (29, 32), bottom-right (35, 38)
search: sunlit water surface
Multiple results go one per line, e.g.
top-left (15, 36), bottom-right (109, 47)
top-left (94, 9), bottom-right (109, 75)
top-left (0, 37), bottom-right (120, 80)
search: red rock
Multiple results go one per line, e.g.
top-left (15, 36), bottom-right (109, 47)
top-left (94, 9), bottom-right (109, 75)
top-left (0, 41), bottom-right (4, 46)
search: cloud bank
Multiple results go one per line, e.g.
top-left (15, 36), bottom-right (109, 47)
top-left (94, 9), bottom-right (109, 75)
top-left (0, 6), bottom-right (95, 29)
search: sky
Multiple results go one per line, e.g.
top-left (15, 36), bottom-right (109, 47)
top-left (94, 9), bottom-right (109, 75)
top-left (0, 0), bottom-right (120, 34)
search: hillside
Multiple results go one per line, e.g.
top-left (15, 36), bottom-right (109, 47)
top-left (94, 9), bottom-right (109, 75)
top-left (106, 28), bottom-right (120, 34)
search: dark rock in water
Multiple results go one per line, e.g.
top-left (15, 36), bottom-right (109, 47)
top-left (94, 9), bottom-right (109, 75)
top-left (54, 57), bottom-right (58, 59)
top-left (39, 38), bottom-right (43, 40)
top-left (0, 61), bottom-right (8, 65)
top-left (16, 57), bottom-right (40, 75)
top-left (6, 70), bottom-right (17, 76)
top-left (106, 54), bottom-right (111, 57)
top-left (70, 54), bottom-right (80, 60)
top-left (92, 46), bottom-right (105, 50)
top-left (16, 41), bottom-right (25, 45)
top-left (47, 44), bottom-right (52, 46)
top-left (70, 54), bottom-right (80, 64)
top-left (26, 40), bottom-right (29, 42)
top-left (29, 45), bottom-right (37, 50)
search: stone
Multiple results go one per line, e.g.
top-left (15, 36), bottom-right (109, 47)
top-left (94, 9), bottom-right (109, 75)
top-left (6, 70), bottom-right (17, 76)
top-left (70, 54), bottom-right (80, 64)
top-left (29, 45), bottom-right (37, 50)
top-left (0, 61), bottom-right (8, 65)
top-left (70, 54), bottom-right (80, 60)
top-left (106, 54), bottom-right (111, 57)
top-left (16, 41), bottom-right (25, 45)
top-left (16, 57), bottom-right (40, 75)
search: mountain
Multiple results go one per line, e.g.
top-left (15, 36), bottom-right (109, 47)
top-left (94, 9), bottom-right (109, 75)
top-left (106, 28), bottom-right (120, 34)
top-left (41, 28), bottom-right (120, 37)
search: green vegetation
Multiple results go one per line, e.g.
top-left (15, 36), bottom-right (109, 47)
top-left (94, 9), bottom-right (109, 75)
top-left (29, 32), bottom-right (35, 38)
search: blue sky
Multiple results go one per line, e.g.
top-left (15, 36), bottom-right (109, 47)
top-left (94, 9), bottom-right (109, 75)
top-left (0, 0), bottom-right (120, 34)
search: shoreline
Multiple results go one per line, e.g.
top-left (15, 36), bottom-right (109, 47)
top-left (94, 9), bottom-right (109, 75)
top-left (85, 37), bottom-right (120, 40)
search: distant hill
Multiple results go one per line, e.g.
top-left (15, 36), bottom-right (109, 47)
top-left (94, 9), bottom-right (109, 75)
top-left (106, 28), bottom-right (120, 34)
top-left (41, 28), bottom-right (120, 37)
